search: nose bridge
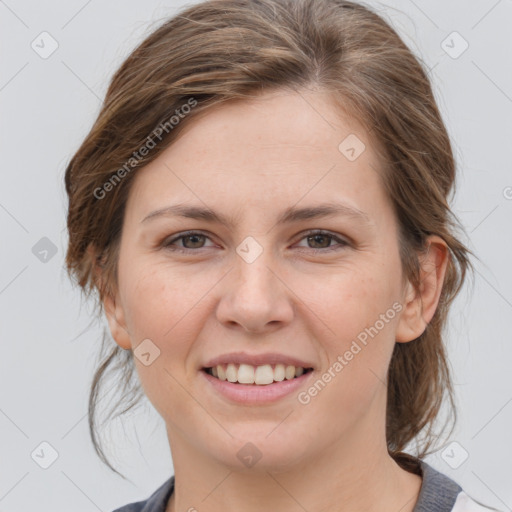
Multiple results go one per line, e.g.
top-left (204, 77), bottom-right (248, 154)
top-left (216, 234), bottom-right (293, 332)
top-left (233, 234), bottom-right (278, 300)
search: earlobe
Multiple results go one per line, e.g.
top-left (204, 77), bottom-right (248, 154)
top-left (103, 291), bottom-right (132, 350)
top-left (395, 236), bottom-right (450, 343)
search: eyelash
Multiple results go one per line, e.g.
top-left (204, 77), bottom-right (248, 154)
top-left (161, 230), bottom-right (350, 254)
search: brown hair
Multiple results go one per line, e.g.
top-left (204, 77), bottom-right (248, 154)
top-left (64, 0), bottom-right (473, 478)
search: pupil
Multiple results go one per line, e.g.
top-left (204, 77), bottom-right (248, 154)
top-left (185, 235), bottom-right (204, 248)
top-left (309, 234), bottom-right (329, 248)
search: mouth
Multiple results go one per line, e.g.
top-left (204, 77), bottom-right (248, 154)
top-left (202, 363), bottom-right (314, 386)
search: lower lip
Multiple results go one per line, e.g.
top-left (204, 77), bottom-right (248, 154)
top-left (201, 370), bottom-right (314, 404)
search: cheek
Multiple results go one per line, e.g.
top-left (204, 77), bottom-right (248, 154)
top-left (118, 263), bottom-right (207, 419)
top-left (299, 262), bottom-right (400, 339)
top-left (299, 263), bottom-right (400, 396)
top-left (120, 261), bottom-right (207, 340)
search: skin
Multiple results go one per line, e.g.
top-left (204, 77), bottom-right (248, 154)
top-left (103, 89), bottom-right (449, 512)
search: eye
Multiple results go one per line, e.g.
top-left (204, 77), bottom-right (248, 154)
top-left (162, 231), bottom-right (215, 252)
top-left (162, 229), bottom-right (349, 253)
top-left (294, 230), bottom-right (349, 252)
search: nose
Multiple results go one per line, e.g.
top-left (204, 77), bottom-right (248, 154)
top-left (215, 244), bottom-right (295, 334)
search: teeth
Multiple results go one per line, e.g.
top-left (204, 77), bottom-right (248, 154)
top-left (254, 364), bottom-right (274, 385)
top-left (285, 365), bottom-right (296, 380)
top-left (209, 363), bottom-right (308, 385)
top-left (226, 363), bottom-right (237, 383)
top-left (274, 364), bottom-right (285, 381)
top-left (238, 364), bottom-right (255, 384)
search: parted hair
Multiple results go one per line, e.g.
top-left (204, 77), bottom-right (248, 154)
top-left (64, 0), bottom-right (473, 477)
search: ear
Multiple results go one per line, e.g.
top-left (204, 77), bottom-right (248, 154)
top-left (103, 291), bottom-right (132, 350)
top-left (395, 235), bottom-right (450, 343)
top-left (89, 244), bottom-right (132, 351)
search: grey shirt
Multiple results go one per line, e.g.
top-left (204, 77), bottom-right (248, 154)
top-left (112, 459), bottom-right (499, 512)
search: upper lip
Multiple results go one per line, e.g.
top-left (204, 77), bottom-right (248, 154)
top-left (202, 352), bottom-right (314, 369)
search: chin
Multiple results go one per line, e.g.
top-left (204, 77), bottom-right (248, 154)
top-left (205, 428), bottom-right (313, 474)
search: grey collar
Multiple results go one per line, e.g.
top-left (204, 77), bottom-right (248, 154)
top-left (413, 459), bottom-right (462, 511)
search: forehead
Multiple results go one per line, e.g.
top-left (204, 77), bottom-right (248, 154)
top-left (125, 89), bottom-right (388, 223)
top-left (165, 89), bottom-right (371, 166)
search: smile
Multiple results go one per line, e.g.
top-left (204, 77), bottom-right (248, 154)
top-left (203, 363), bottom-right (313, 385)
top-left (201, 364), bottom-right (315, 404)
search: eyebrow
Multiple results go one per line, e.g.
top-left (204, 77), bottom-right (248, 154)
top-left (141, 202), bottom-right (372, 227)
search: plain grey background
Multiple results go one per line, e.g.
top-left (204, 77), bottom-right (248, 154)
top-left (0, 0), bottom-right (511, 510)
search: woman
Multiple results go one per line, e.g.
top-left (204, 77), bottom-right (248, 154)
top-left (64, 0), bottom-right (500, 510)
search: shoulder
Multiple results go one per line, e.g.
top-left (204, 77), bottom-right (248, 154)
top-left (415, 459), bottom-right (502, 512)
top-left (111, 475), bottom-right (175, 512)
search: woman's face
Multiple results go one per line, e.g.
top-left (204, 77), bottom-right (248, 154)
top-left (106, 89), bottom-right (417, 471)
